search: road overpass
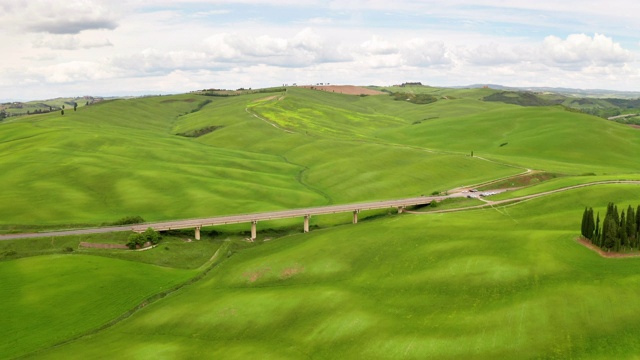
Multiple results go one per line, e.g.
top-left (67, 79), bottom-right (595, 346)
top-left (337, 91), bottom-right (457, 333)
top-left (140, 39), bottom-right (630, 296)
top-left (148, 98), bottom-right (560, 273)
top-left (0, 195), bottom-right (445, 241)
top-left (3, 180), bottom-right (637, 242)
top-left (131, 195), bottom-right (444, 240)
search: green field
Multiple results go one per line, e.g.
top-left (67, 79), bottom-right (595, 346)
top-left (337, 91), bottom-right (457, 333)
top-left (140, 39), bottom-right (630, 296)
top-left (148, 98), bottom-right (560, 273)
top-left (0, 254), bottom-right (197, 358)
top-left (3, 85), bottom-right (640, 358)
top-left (20, 184), bottom-right (640, 359)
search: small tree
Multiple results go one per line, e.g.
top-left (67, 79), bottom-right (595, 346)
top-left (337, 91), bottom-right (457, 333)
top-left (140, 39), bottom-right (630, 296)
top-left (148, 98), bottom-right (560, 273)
top-left (619, 211), bottom-right (627, 250)
top-left (126, 233), bottom-right (143, 249)
top-left (60, 109), bottom-right (64, 116)
top-left (143, 227), bottom-right (160, 245)
top-left (581, 207), bottom-right (588, 238)
top-left (626, 205), bottom-right (636, 248)
top-left (586, 208), bottom-right (595, 240)
top-left (73, 102), bottom-right (78, 111)
top-left (603, 217), bottom-right (617, 251)
top-left (594, 212), bottom-right (600, 246)
top-left (581, 207), bottom-right (595, 240)
top-left (126, 228), bottom-right (160, 249)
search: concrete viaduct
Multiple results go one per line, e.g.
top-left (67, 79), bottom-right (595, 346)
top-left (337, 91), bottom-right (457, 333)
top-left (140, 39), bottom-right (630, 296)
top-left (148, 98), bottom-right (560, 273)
top-left (131, 195), bottom-right (444, 240)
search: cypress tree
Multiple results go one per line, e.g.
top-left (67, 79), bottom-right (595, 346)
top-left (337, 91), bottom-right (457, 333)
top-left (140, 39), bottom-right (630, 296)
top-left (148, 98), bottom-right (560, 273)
top-left (615, 234), bottom-right (622, 252)
top-left (636, 205), bottom-right (640, 241)
top-left (606, 203), bottom-right (614, 217)
top-left (587, 208), bottom-right (595, 240)
top-left (626, 205), bottom-right (636, 248)
top-left (595, 212), bottom-right (601, 246)
top-left (620, 211), bottom-right (627, 251)
top-left (603, 214), bottom-right (618, 251)
top-left (581, 207), bottom-right (588, 238)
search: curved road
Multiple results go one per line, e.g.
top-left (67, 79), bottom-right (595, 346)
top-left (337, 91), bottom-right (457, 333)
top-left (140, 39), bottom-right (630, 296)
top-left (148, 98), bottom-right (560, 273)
top-left (1, 180), bottom-right (639, 241)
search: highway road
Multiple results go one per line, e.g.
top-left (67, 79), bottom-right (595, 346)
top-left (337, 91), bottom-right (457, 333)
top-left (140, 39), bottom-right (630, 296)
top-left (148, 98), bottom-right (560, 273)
top-left (130, 195), bottom-right (452, 232)
top-left (0, 194), bottom-right (450, 241)
top-left (2, 180), bottom-right (637, 241)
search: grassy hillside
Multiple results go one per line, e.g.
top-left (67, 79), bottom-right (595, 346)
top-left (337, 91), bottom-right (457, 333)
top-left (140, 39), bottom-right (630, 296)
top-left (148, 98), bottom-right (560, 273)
top-left (1, 96), bottom-right (99, 117)
top-left (25, 183), bottom-right (640, 359)
top-left (0, 254), bottom-right (196, 359)
top-left (2, 86), bottom-right (639, 229)
top-left (4, 85), bottom-right (640, 359)
top-left (379, 102), bottom-right (640, 174)
top-left (0, 94), bottom-right (325, 226)
top-left (0, 88), bottom-right (531, 228)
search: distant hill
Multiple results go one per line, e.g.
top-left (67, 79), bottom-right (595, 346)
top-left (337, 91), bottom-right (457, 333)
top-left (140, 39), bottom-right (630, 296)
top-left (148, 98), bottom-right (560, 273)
top-left (478, 88), bottom-right (640, 124)
top-left (463, 84), bottom-right (640, 99)
top-left (0, 96), bottom-right (106, 117)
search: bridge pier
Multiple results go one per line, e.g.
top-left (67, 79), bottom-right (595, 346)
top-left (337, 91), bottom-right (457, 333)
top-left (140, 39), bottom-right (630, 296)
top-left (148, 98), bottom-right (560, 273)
top-left (353, 210), bottom-right (360, 224)
top-left (195, 226), bottom-right (201, 240)
top-left (398, 206), bottom-right (405, 214)
top-left (251, 220), bottom-right (257, 241)
top-left (304, 215), bottom-right (310, 233)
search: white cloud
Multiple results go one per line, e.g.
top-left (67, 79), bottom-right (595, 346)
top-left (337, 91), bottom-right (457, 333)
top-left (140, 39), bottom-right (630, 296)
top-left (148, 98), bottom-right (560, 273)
top-left (30, 61), bottom-right (119, 84)
top-left (357, 36), bottom-right (451, 69)
top-left (402, 39), bottom-right (451, 66)
top-left (1, 0), bottom-right (119, 34)
top-left (204, 28), bottom-right (350, 67)
top-left (2, 1), bottom-right (640, 100)
top-left (33, 34), bottom-right (113, 50)
top-left (110, 49), bottom-right (210, 75)
top-left (459, 43), bottom-right (522, 66)
top-left (360, 36), bottom-right (398, 56)
top-left (540, 33), bottom-right (634, 69)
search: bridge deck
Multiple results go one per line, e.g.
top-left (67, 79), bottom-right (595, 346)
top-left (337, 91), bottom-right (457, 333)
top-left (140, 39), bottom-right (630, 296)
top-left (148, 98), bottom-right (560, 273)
top-left (132, 195), bottom-right (439, 232)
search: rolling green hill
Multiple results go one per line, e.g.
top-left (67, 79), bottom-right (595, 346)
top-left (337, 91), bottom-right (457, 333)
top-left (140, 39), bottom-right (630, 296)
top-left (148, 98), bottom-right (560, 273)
top-left (479, 88), bottom-right (640, 122)
top-left (3, 85), bottom-right (640, 359)
top-left (1, 96), bottom-right (100, 117)
top-left (0, 254), bottom-right (196, 359)
top-left (0, 88), bottom-right (536, 228)
top-left (23, 184), bottom-right (640, 359)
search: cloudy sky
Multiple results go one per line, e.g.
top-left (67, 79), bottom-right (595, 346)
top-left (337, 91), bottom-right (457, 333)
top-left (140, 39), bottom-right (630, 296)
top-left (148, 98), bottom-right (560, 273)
top-left (1, 0), bottom-right (639, 100)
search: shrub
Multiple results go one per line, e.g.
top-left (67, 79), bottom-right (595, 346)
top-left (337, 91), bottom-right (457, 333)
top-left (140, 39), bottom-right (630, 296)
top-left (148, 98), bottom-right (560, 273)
top-left (127, 233), bottom-right (144, 249)
top-left (110, 215), bottom-right (145, 225)
top-left (390, 92), bottom-right (437, 104)
top-left (2, 250), bottom-right (17, 258)
top-left (143, 227), bottom-right (160, 245)
top-left (127, 228), bottom-right (160, 249)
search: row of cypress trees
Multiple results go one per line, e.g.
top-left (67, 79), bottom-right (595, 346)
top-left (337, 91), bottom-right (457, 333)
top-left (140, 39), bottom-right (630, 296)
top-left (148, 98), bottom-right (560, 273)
top-left (581, 203), bottom-right (640, 252)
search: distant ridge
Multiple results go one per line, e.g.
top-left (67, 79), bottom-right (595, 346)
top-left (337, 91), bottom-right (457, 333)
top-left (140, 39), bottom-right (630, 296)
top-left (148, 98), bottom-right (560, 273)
top-left (461, 84), bottom-right (640, 99)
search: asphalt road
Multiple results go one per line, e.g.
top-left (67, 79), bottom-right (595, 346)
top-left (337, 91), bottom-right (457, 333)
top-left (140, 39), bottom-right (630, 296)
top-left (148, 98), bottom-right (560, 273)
top-left (1, 180), bottom-right (637, 241)
top-left (0, 195), bottom-right (445, 240)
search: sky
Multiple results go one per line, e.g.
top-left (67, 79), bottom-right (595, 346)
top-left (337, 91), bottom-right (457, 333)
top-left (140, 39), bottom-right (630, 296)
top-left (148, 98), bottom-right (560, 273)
top-left (1, 0), bottom-right (639, 101)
